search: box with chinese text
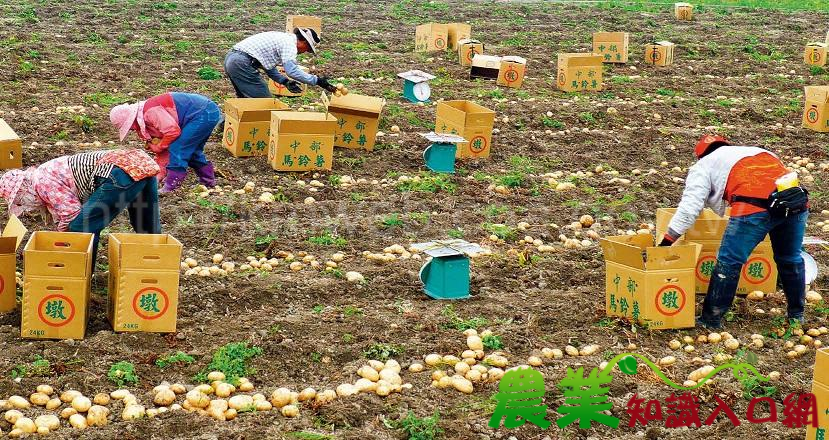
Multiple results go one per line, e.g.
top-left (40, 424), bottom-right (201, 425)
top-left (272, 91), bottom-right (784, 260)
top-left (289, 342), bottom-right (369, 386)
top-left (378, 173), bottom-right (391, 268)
top-left (223, 98), bottom-right (290, 157)
top-left (556, 53), bottom-right (603, 92)
top-left (435, 100), bottom-right (495, 159)
top-left (328, 93), bottom-right (386, 151)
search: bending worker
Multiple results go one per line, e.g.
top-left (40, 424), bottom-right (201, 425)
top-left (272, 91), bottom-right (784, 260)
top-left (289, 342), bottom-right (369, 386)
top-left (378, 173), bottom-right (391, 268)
top-left (0, 149), bottom-right (161, 266)
top-left (660, 135), bottom-right (809, 329)
top-left (224, 27), bottom-right (338, 98)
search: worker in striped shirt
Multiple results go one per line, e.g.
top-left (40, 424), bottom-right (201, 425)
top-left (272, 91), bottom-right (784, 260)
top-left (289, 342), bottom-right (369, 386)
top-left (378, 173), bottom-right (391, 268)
top-left (0, 149), bottom-right (162, 265)
top-left (224, 27), bottom-right (338, 98)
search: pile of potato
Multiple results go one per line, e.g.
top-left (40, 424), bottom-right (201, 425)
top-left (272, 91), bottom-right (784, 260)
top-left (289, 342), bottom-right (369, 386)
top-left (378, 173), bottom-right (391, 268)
top-left (181, 251), bottom-right (350, 278)
top-left (1, 386), bottom-right (117, 436)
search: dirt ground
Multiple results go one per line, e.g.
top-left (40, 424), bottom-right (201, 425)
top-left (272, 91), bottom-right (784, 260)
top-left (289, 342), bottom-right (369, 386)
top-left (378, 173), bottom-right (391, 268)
top-left (1, 0), bottom-right (829, 439)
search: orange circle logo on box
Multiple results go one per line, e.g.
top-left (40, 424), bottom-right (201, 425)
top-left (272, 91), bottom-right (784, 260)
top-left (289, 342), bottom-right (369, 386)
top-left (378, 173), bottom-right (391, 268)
top-left (469, 135), bottom-right (488, 153)
top-left (807, 108), bottom-right (820, 124)
top-left (435, 38), bottom-right (446, 49)
top-left (132, 287), bottom-right (170, 320)
top-left (0, 275), bottom-right (4, 296)
top-left (225, 127), bottom-right (235, 146)
top-left (37, 294), bottom-right (76, 327)
top-left (695, 255), bottom-right (717, 283)
top-left (742, 256), bottom-right (772, 284)
top-left (655, 284), bottom-right (686, 317)
top-left (504, 68), bottom-right (519, 83)
top-left (650, 49), bottom-right (662, 63)
top-left (465, 48), bottom-right (477, 63)
top-left (557, 71), bottom-right (566, 85)
top-left (810, 50), bottom-right (822, 64)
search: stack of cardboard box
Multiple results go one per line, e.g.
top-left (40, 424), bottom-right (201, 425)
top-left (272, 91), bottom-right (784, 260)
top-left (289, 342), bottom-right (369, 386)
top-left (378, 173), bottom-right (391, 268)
top-left (416, 22), bottom-right (470, 53)
top-left (0, 119), bottom-right (22, 170)
top-left (655, 208), bottom-right (777, 296)
top-left (268, 93), bottom-right (336, 172)
top-left (22, 232), bottom-right (94, 339)
top-left (808, 349), bottom-right (829, 439)
top-left (108, 234), bottom-right (182, 333)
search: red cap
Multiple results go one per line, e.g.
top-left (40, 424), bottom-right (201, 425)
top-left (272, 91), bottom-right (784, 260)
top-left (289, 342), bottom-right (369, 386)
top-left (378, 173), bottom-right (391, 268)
top-left (694, 135), bottom-right (729, 159)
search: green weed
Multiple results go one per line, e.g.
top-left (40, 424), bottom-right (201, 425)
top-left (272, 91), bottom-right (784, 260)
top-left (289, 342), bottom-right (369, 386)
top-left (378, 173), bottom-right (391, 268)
top-left (441, 304), bottom-right (489, 331)
top-left (197, 66), bottom-right (222, 80)
top-left (363, 343), bottom-right (404, 361)
top-left (381, 213), bottom-right (404, 228)
top-left (392, 411), bottom-right (443, 440)
top-left (194, 342), bottom-right (262, 385)
top-left (482, 223), bottom-right (517, 241)
top-left (156, 351), bottom-right (195, 369)
top-left (308, 230), bottom-right (347, 248)
top-left (482, 335), bottom-right (503, 350)
top-left (108, 361), bottom-right (138, 387)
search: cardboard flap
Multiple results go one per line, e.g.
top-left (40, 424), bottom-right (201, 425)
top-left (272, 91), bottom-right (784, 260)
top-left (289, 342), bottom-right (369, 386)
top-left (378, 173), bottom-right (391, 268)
top-left (0, 119), bottom-right (19, 143)
top-left (502, 55), bottom-right (527, 65)
top-left (320, 91), bottom-right (330, 114)
top-left (225, 98), bottom-right (289, 122)
top-left (2, 214), bottom-right (27, 251)
top-left (110, 233), bottom-right (183, 270)
top-left (599, 234), bottom-right (652, 270)
top-left (806, 86), bottom-right (829, 103)
top-left (655, 41), bottom-right (675, 47)
top-left (645, 242), bottom-right (701, 271)
top-left (329, 93), bottom-right (385, 117)
top-left (472, 54), bottom-right (502, 68)
top-left (458, 38), bottom-right (481, 45)
top-left (558, 53), bottom-right (603, 68)
top-left (273, 111), bottom-right (336, 133)
top-left (593, 32), bottom-right (628, 42)
top-left (437, 100), bottom-right (496, 127)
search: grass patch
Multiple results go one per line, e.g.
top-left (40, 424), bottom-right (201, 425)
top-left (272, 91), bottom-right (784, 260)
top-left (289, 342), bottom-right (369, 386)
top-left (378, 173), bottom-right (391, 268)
top-left (363, 343), bottom-right (404, 361)
top-left (308, 229), bottom-right (347, 248)
top-left (108, 361), bottom-right (138, 387)
top-left (194, 342), bottom-right (262, 385)
top-left (397, 174), bottom-right (456, 194)
top-left (441, 304), bottom-right (489, 331)
top-left (156, 351), bottom-right (195, 369)
top-left (197, 66), bottom-right (222, 80)
top-left (11, 355), bottom-right (51, 379)
top-left (482, 223), bottom-right (517, 241)
top-left (389, 411), bottom-right (443, 440)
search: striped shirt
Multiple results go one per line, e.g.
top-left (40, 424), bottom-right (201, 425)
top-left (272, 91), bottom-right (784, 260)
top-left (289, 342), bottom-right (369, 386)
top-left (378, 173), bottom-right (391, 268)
top-left (67, 151), bottom-right (116, 202)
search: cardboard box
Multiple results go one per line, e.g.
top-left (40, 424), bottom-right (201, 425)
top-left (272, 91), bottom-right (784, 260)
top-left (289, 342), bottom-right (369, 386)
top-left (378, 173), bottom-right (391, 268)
top-left (497, 56), bottom-right (527, 89)
top-left (23, 231), bottom-right (94, 279)
top-left (415, 23), bottom-right (448, 52)
top-left (805, 43), bottom-right (827, 67)
top-left (0, 216), bottom-right (26, 313)
top-left (328, 93), bottom-right (385, 151)
top-left (690, 240), bottom-right (777, 295)
top-left (21, 278), bottom-right (89, 340)
top-left (600, 234), bottom-right (701, 329)
top-left (593, 32), bottom-right (629, 63)
top-left (674, 2), bottom-right (693, 20)
top-left (446, 23), bottom-right (471, 50)
top-left (556, 53), bottom-right (603, 92)
top-left (22, 231), bottom-right (94, 340)
top-left (285, 15), bottom-right (321, 35)
top-left (458, 39), bottom-right (484, 67)
top-left (268, 97), bottom-right (337, 171)
top-left (435, 100), bottom-right (496, 159)
top-left (814, 347), bottom-right (829, 386)
top-left (267, 66), bottom-right (309, 97)
top-left (470, 54), bottom-right (502, 80)
top-left (645, 41), bottom-right (675, 66)
top-left (804, 86), bottom-right (829, 133)
top-left (0, 119), bottom-right (22, 170)
top-left (108, 234), bottom-right (182, 333)
top-left (655, 208), bottom-right (729, 242)
top-left (223, 98), bottom-right (291, 157)
top-left (805, 379), bottom-right (829, 439)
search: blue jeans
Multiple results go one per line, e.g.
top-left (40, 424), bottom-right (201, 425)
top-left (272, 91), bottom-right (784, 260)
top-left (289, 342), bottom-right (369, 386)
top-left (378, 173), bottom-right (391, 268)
top-left (700, 210), bottom-right (808, 326)
top-left (68, 167), bottom-right (161, 268)
top-left (167, 102), bottom-right (222, 172)
top-left (223, 50), bottom-right (272, 98)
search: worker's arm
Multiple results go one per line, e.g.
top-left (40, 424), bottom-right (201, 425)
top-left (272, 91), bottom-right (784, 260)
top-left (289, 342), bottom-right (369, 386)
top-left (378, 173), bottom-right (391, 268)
top-left (663, 165), bottom-right (711, 244)
top-left (143, 107), bottom-right (181, 151)
top-left (282, 60), bottom-right (318, 86)
top-left (263, 66), bottom-right (291, 85)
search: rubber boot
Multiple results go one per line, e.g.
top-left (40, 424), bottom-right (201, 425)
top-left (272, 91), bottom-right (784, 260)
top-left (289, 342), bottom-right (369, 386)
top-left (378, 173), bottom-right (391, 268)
top-left (194, 162), bottom-right (217, 188)
top-left (160, 169), bottom-right (188, 194)
top-left (778, 261), bottom-right (806, 323)
top-left (699, 263), bottom-right (741, 328)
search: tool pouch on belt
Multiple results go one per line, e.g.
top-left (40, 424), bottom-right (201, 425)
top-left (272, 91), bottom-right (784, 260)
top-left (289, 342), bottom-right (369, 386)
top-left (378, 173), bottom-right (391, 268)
top-left (732, 187), bottom-right (809, 218)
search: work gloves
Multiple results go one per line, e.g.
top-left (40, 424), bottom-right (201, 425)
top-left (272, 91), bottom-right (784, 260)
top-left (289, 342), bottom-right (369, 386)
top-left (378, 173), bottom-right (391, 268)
top-left (316, 76), bottom-right (338, 93)
top-left (285, 81), bottom-right (303, 94)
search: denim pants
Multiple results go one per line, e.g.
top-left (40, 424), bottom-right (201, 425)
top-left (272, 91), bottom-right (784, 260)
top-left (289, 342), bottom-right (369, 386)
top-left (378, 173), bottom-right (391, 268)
top-left (68, 167), bottom-right (161, 268)
top-left (167, 102), bottom-right (222, 172)
top-left (700, 210), bottom-right (808, 326)
top-left (223, 50), bottom-right (272, 98)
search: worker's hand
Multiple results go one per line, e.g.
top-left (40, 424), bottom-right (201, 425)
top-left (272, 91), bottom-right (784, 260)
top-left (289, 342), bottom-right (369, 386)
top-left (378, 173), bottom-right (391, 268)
top-left (285, 81), bottom-right (303, 94)
top-left (316, 76), bottom-right (338, 93)
top-left (658, 235), bottom-right (675, 247)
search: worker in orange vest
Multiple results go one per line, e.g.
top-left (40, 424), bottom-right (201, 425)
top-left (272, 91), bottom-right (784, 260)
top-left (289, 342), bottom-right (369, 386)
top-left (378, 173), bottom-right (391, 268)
top-left (660, 135), bottom-right (809, 329)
